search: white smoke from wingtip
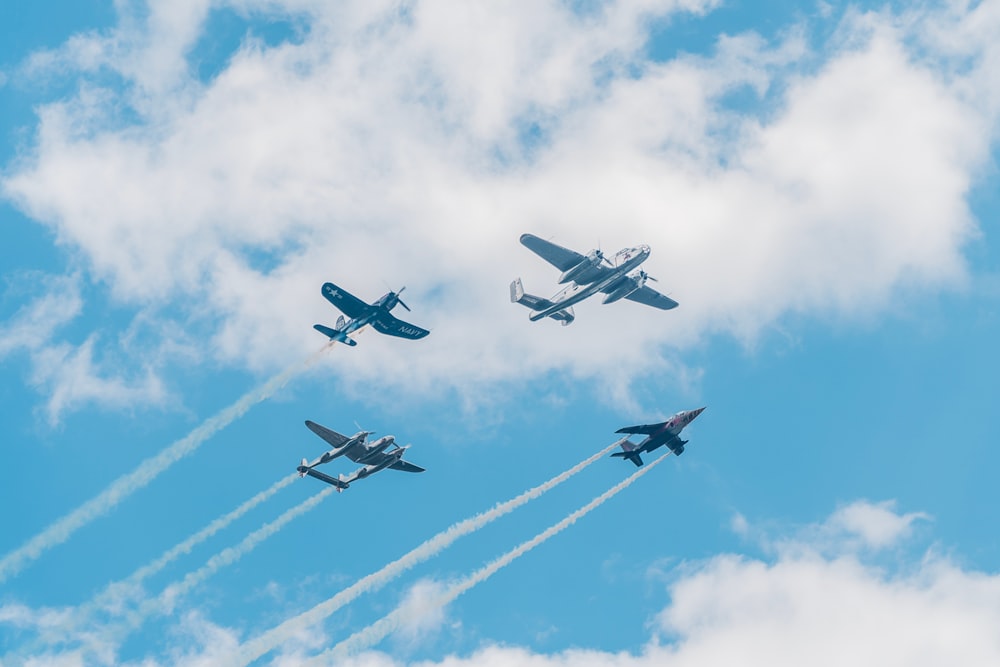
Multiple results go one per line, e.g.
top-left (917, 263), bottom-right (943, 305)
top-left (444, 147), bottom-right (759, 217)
top-left (225, 440), bottom-right (622, 667)
top-left (316, 452), bottom-right (671, 662)
top-left (0, 343), bottom-right (332, 584)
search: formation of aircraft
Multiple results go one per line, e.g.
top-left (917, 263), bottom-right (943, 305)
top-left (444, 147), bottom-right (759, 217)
top-left (313, 282), bottom-right (430, 346)
top-left (610, 407), bottom-right (706, 467)
top-left (298, 233), bottom-right (701, 491)
top-left (510, 233), bottom-right (678, 325)
top-left (297, 420), bottom-right (425, 492)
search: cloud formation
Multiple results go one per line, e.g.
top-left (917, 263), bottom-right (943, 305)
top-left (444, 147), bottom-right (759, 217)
top-left (4, 1), bottom-right (998, 411)
top-left (320, 500), bottom-right (1000, 667)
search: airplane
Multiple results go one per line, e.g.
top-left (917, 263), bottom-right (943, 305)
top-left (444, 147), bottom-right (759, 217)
top-left (510, 233), bottom-right (678, 325)
top-left (313, 282), bottom-right (430, 346)
top-left (296, 419), bottom-right (425, 491)
top-left (610, 407), bottom-right (706, 467)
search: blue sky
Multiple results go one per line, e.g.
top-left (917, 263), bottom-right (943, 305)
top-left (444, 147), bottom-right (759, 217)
top-left (3, 1), bottom-right (1000, 665)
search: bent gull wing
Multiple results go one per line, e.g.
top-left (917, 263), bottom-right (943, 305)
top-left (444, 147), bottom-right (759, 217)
top-left (372, 312), bottom-right (430, 340)
top-left (321, 282), bottom-right (370, 318)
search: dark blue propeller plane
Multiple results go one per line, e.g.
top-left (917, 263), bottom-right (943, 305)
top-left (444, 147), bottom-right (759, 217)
top-left (611, 407), bottom-right (706, 467)
top-left (313, 282), bottom-right (430, 346)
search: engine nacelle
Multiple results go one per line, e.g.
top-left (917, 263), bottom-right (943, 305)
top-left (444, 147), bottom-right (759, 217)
top-left (558, 252), bottom-right (602, 284)
top-left (604, 276), bottom-right (644, 305)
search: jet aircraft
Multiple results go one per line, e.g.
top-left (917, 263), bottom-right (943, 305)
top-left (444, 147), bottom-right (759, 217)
top-left (297, 420), bottom-right (425, 492)
top-left (314, 282), bottom-right (430, 345)
top-left (611, 407), bottom-right (706, 467)
top-left (510, 233), bottom-right (678, 325)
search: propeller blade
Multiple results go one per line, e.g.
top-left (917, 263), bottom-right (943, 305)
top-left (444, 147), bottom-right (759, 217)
top-left (388, 286), bottom-right (411, 311)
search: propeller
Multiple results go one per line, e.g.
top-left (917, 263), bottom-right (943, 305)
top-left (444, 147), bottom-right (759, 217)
top-left (353, 420), bottom-right (374, 437)
top-left (636, 270), bottom-right (658, 285)
top-left (590, 244), bottom-right (613, 268)
top-left (395, 286), bottom-right (411, 312)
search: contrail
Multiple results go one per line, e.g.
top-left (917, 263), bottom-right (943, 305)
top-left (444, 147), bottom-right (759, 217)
top-left (28, 473), bottom-right (299, 651)
top-left (224, 441), bottom-right (622, 667)
top-left (316, 452), bottom-right (670, 663)
top-left (0, 344), bottom-right (333, 584)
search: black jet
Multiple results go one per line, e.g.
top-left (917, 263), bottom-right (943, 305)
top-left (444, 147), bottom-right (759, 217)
top-left (611, 407), bottom-right (706, 467)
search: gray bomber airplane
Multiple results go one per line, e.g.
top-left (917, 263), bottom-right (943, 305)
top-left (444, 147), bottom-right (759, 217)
top-left (611, 407), bottom-right (706, 467)
top-left (510, 233), bottom-right (678, 325)
top-left (297, 420), bottom-right (425, 492)
top-left (313, 282), bottom-right (430, 346)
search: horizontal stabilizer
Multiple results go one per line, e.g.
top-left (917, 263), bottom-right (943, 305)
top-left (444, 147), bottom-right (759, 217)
top-left (297, 465), bottom-right (350, 489)
top-left (510, 278), bottom-right (555, 311)
top-left (547, 307), bottom-right (575, 326)
top-left (610, 451), bottom-right (644, 467)
top-left (313, 323), bottom-right (358, 346)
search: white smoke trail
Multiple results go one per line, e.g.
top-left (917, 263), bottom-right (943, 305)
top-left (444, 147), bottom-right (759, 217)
top-left (9, 485), bottom-right (333, 667)
top-left (0, 344), bottom-right (332, 584)
top-left (124, 486), bottom-right (335, 631)
top-left (224, 441), bottom-right (622, 667)
top-left (316, 452), bottom-right (670, 663)
top-left (20, 473), bottom-right (299, 654)
top-left (77, 473), bottom-right (298, 626)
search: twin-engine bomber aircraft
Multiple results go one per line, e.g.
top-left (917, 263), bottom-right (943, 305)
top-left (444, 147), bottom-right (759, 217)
top-left (611, 407), bottom-right (706, 467)
top-left (314, 282), bottom-right (430, 346)
top-left (297, 420), bottom-right (425, 492)
top-left (510, 233), bottom-right (678, 325)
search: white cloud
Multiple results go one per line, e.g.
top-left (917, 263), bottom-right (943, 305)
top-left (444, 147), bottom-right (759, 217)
top-left (316, 501), bottom-right (998, 667)
top-left (3, 1), bottom-right (998, 411)
top-left (0, 275), bottom-right (168, 423)
top-left (825, 499), bottom-right (930, 549)
top-left (8, 499), bottom-right (998, 666)
top-left (392, 579), bottom-right (449, 647)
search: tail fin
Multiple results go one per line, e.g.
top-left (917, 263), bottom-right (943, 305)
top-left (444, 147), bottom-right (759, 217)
top-left (510, 278), bottom-right (554, 311)
top-left (313, 323), bottom-right (358, 346)
top-left (609, 438), bottom-right (644, 467)
top-left (298, 458), bottom-right (309, 477)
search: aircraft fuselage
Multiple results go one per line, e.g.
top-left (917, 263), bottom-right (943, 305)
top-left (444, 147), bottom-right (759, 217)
top-left (529, 245), bottom-right (650, 321)
top-left (636, 407), bottom-right (706, 453)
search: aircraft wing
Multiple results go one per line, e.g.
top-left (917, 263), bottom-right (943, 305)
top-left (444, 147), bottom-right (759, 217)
top-left (388, 459), bottom-right (426, 473)
top-left (624, 285), bottom-right (679, 310)
top-left (305, 420), bottom-right (350, 449)
top-left (372, 312), bottom-right (430, 340)
top-left (520, 234), bottom-right (588, 272)
top-left (321, 282), bottom-right (370, 319)
top-left (615, 422), bottom-right (666, 435)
